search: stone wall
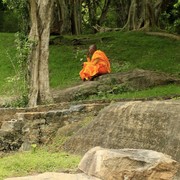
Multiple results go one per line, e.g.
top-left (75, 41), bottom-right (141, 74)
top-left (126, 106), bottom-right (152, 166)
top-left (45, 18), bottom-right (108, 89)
top-left (0, 102), bottom-right (108, 151)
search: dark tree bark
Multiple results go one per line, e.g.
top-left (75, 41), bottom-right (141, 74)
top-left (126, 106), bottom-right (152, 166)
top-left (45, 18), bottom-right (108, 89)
top-left (85, 0), bottom-right (112, 32)
top-left (112, 0), bottom-right (131, 28)
top-left (71, 0), bottom-right (82, 35)
top-left (86, 0), bottom-right (98, 31)
top-left (122, 0), bottom-right (164, 31)
top-left (97, 0), bottom-right (112, 25)
top-left (51, 0), bottom-right (82, 35)
top-left (51, 0), bottom-right (71, 35)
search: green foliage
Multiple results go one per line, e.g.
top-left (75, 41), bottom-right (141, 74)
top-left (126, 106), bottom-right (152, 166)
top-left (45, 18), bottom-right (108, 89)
top-left (2, 0), bottom-right (29, 34)
top-left (14, 32), bottom-right (31, 74)
top-left (0, 11), bottom-right (19, 32)
top-left (0, 149), bottom-right (81, 180)
top-left (3, 94), bottom-right (28, 108)
top-left (160, 0), bottom-right (180, 34)
top-left (0, 33), bottom-right (18, 91)
top-left (0, 32), bottom-right (30, 107)
top-left (2, 0), bottom-right (26, 9)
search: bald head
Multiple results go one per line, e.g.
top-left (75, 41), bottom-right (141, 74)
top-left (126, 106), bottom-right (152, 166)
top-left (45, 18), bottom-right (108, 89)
top-left (88, 44), bottom-right (97, 55)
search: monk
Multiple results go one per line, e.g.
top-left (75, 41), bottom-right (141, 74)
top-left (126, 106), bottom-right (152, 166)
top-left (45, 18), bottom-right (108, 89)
top-left (79, 44), bottom-right (111, 81)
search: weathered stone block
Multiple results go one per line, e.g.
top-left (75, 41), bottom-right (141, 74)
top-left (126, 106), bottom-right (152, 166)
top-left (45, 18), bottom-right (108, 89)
top-left (79, 147), bottom-right (179, 180)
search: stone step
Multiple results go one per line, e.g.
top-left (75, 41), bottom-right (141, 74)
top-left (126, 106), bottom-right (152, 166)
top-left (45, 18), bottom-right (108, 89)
top-left (15, 103), bottom-right (108, 122)
top-left (0, 101), bottom-right (110, 123)
top-left (0, 102), bottom-right (109, 152)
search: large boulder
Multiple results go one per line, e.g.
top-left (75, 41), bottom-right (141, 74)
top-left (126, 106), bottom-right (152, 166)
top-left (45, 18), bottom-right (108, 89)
top-left (62, 100), bottom-right (180, 177)
top-left (79, 147), bottom-right (179, 180)
top-left (52, 69), bottom-right (180, 102)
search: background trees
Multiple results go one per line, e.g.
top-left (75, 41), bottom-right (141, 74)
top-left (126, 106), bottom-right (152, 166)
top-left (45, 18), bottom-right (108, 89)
top-left (1, 0), bottom-right (179, 34)
top-left (122, 0), bottom-right (164, 31)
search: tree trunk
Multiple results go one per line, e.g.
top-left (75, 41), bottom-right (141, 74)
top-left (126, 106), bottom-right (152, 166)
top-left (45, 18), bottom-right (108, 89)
top-left (86, 0), bottom-right (112, 32)
top-left (52, 0), bottom-right (71, 34)
top-left (87, 0), bottom-right (98, 32)
top-left (97, 0), bottom-right (111, 26)
top-left (122, 0), bottom-right (163, 31)
top-left (71, 0), bottom-right (82, 35)
top-left (113, 0), bottom-right (131, 28)
top-left (58, 0), bottom-right (71, 34)
top-left (28, 0), bottom-right (54, 107)
top-left (52, 0), bottom-right (82, 35)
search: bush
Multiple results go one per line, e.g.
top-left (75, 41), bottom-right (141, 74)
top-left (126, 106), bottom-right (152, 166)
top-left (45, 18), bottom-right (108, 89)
top-left (0, 11), bottom-right (19, 32)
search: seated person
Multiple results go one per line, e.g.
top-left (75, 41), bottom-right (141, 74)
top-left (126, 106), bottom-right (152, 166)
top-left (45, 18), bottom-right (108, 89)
top-left (79, 44), bottom-right (111, 81)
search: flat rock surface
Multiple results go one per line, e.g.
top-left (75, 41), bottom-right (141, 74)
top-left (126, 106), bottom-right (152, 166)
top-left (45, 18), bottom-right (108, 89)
top-left (5, 172), bottom-right (101, 180)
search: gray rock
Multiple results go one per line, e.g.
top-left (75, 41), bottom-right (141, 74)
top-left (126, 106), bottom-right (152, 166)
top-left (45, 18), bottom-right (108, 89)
top-left (63, 100), bottom-right (180, 177)
top-left (79, 147), bottom-right (179, 180)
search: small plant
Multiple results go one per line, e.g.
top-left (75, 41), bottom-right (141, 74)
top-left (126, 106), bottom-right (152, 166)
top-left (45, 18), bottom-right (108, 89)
top-left (31, 144), bottom-right (37, 153)
top-left (111, 61), bottom-right (131, 73)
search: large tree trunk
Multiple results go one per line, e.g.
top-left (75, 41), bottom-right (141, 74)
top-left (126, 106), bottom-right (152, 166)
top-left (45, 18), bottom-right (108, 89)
top-left (122, 0), bottom-right (163, 31)
top-left (28, 0), bottom-right (54, 107)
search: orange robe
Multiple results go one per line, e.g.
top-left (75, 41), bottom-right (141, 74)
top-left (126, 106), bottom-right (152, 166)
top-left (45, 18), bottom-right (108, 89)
top-left (79, 50), bottom-right (111, 80)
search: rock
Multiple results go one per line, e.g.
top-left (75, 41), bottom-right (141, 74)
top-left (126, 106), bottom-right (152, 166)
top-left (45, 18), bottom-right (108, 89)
top-left (5, 172), bottom-right (101, 180)
top-left (1, 119), bottom-right (24, 132)
top-left (63, 101), bottom-right (180, 156)
top-left (62, 100), bottom-right (180, 178)
top-left (79, 147), bottom-right (179, 180)
top-left (0, 130), bottom-right (22, 151)
top-left (52, 69), bottom-right (180, 102)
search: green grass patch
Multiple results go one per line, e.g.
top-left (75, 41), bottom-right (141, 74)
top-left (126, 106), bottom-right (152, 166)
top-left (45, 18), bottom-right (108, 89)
top-left (100, 31), bottom-right (180, 74)
top-left (88, 84), bottom-right (180, 100)
top-left (0, 33), bottom-right (17, 92)
top-left (0, 31), bottom-right (180, 96)
top-left (49, 31), bottom-right (180, 89)
top-left (0, 149), bottom-right (81, 180)
top-left (49, 45), bottom-right (82, 88)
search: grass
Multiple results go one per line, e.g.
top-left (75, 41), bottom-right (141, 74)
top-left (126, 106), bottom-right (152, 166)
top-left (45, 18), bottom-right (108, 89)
top-left (49, 31), bottom-right (180, 89)
top-left (88, 84), bottom-right (180, 100)
top-left (49, 45), bottom-right (81, 88)
top-left (0, 31), bottom-right (180, 92)
top-left (0, 149), bottom-right (81, 180)
top-left (48, 31), bottom-right (180, 99)
top-left (0, 33), bottom-right (18, 94)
